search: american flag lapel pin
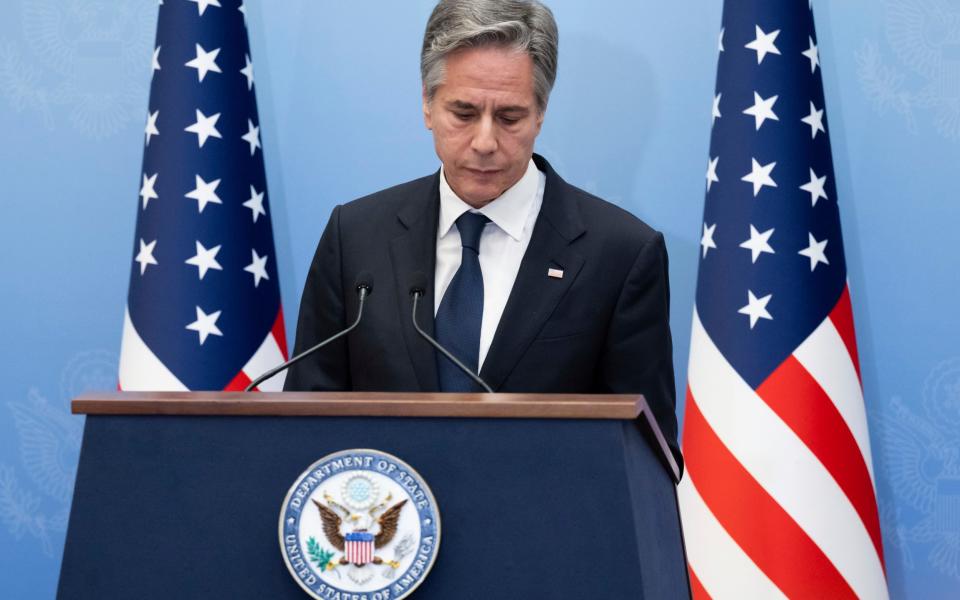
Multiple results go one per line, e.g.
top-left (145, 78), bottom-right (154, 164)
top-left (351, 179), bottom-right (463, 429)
top-left (547, 268), bottom-right (564, 279)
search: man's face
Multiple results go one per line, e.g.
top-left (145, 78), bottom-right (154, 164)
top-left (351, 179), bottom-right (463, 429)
top-left (423, 46), bottom-right (544, 208)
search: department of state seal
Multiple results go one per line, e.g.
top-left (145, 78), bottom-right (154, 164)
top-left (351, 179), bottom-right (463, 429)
top-left (279, 449), bottom-right (441, 600)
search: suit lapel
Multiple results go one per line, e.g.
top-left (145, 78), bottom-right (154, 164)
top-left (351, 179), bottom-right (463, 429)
top-left (480, 155), bottom-right (587, 391)
top-left (389, 173), bottom-right (441, 392)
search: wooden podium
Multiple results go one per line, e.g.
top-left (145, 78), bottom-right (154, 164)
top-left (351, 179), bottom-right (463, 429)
top-left (58, 393), bottom-right (689, 599)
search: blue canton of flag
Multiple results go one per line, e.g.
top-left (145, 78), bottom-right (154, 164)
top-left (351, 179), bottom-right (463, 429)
top-left (119, 0), bottom-right (287, 391)
top-left (678, 2), bottom-right (888, 599)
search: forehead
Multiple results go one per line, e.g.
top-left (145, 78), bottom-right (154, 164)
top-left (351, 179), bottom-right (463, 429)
top-left (438, 46), bottom-right (536, 105)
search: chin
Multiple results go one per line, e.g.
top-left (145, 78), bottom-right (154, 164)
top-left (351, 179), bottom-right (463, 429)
top-left (462, 185), bottom-right (502, 205)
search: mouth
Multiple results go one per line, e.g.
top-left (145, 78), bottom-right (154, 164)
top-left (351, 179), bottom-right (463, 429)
top-left (465, 167), bottom-right (501, 177)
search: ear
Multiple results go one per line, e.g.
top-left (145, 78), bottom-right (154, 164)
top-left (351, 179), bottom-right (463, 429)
top-left (533, 107), bottom-right (545, 136)
top-left (422, 87), bottom-right (433, 131)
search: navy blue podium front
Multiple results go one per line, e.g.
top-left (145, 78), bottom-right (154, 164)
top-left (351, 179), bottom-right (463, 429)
top-left (58, 392), bottom-right (689, 599)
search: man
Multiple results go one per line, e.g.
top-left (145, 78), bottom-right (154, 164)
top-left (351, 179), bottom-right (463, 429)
top-left (285, 0), bottom-right (679, 462)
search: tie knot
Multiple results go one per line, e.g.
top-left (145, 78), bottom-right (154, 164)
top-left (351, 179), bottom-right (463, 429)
top-left (456, 212), bottom-right (489, 253)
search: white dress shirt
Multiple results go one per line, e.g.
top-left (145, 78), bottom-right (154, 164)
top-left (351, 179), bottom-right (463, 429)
top-left (434, 159), bottom-right (546, 370)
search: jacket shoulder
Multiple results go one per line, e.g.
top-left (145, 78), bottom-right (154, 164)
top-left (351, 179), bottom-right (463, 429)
top-left (339, 173), bottom-right (436, 220)
top-left (563, 182), bottom-right (662, 249)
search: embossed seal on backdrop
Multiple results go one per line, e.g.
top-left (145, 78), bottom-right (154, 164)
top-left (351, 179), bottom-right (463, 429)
top-left (279, 449), bottom-right (441, 600)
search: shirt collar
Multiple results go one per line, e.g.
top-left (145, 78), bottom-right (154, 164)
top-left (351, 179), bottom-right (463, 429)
top-left (437, 159), bottom-right (540, 242)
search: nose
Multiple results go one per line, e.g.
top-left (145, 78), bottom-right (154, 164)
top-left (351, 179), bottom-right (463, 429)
top-left (470, 115), bottom-right (498, 155)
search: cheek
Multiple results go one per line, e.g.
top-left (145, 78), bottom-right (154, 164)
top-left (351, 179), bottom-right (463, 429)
top-left (505, 129), bottom-right (537, 154)
top-left (444, 137), bottom-right (479, 163)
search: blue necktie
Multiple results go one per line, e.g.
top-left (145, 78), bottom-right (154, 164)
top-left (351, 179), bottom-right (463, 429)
top-left (435, 212), bottom-right (489, 391)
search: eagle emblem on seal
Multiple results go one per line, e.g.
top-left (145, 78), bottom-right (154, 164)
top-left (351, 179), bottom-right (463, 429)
top-left (311, 473), bottom-right (408, 569)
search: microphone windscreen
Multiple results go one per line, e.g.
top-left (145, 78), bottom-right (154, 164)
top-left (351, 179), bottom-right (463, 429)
top-left (355, 271), bottom-right (374, 294)
top-left (409, 271), bottom-right (429, 296)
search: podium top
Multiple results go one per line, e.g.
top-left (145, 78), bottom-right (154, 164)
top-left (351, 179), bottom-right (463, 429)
top-left (74, 392), bottom-right (680, 483)
top-left (73, 391), bottom-right (641, 419)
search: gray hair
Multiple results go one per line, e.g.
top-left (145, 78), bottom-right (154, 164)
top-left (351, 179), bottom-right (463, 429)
top-left (421, 0), bottom-right (559, 112)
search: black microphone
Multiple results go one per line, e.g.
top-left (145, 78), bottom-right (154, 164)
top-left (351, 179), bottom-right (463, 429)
top-left (408, 271), bottom-right (493, 394)
top-left (244, 272), bottom-right (374, 391)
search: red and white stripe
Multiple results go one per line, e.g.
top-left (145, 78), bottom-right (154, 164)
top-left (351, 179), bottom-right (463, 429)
top-left (119, 307), bottom-right (288, 391)
top-left (678, 288), bottom-right (887, 599)
top-left (224, 310), bottom-right (289, 391)
top-left (345, 539), bottom-right (373, 565)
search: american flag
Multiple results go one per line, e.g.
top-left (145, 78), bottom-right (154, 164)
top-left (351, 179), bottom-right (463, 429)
top-left (677, 2), bottom-right (888, 598)
top-left (118, 0), bottom-right (287, 392)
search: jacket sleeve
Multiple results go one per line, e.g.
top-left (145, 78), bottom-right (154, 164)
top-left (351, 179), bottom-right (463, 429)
top-left (283, 205), bottom-right (351, 391)
top-left (597, 232), bottom-right (681, 470)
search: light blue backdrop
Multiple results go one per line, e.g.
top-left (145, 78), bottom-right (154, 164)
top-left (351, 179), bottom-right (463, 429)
top-left (1, 1), bottom-right (958, 598)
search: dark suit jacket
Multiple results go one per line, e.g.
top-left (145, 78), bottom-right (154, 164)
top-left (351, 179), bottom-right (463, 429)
top-left (285, 154), bottom-right (680, 464)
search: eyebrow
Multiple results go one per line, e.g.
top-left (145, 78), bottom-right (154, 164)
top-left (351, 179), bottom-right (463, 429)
top-left (446, 100), bottom-right (477, 111)
top-left (445, 100), bottom-right (530, 114)
top-left (498, 106), bottom-right (530, 115)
